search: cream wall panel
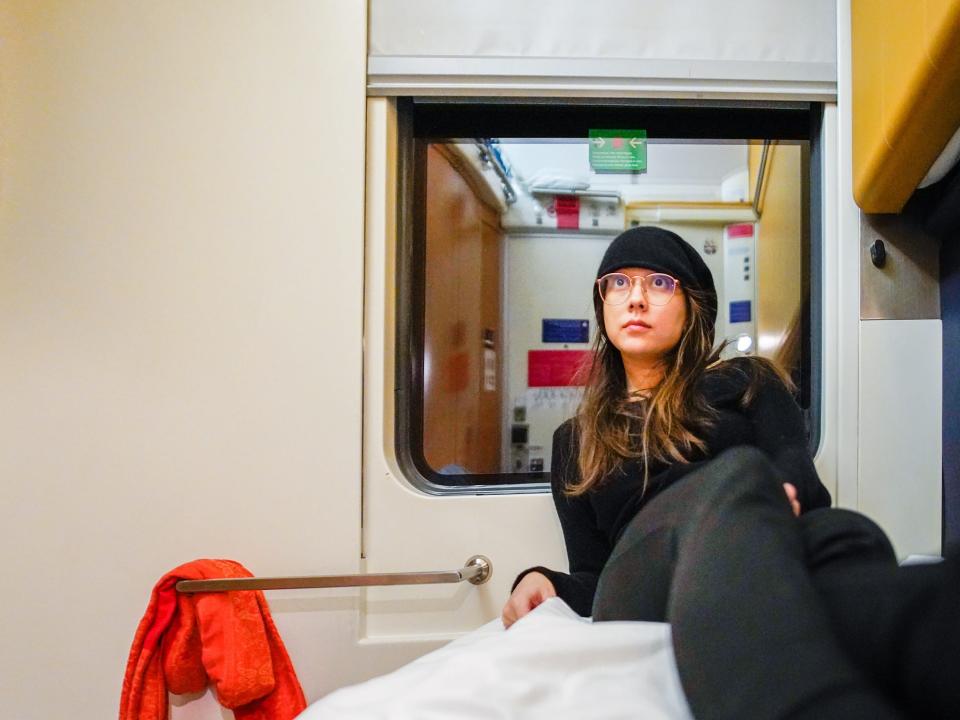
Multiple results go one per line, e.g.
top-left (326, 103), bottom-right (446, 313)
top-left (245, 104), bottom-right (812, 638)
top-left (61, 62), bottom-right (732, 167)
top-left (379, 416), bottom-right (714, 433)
top-left (362, 99), bottom-right (567, 638)
top-left (504, 232), bottom-right (610, 470)
top-left (858, 320), bottom-right (942, 557)
top-left (828, 0), bottom-right (861, 509)
top-left (0, 2), bottom-right (377, 718)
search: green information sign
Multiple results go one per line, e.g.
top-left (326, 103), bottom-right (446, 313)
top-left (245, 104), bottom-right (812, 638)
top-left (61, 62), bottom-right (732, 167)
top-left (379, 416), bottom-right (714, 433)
top-left (589, 129), bottom-right (647, 173)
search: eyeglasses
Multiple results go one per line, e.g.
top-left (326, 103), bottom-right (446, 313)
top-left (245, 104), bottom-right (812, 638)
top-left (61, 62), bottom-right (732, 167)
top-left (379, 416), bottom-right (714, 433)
top-left (597, 272), bottom-right (680, 306)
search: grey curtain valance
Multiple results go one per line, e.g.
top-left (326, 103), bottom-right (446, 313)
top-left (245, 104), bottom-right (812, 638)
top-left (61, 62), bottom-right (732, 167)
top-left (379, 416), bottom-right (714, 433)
top-left (368, 0), bottom-right (837, 100)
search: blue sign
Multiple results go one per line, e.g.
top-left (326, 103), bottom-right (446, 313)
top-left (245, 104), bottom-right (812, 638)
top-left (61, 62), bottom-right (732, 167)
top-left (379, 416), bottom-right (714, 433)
top-left (729, 300), bottom-right (752, 324)
top-left (542, 319), bottom-right (590, 343)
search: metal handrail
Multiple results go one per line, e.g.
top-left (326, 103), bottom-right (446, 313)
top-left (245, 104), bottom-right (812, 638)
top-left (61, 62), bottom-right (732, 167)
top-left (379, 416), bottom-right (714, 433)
top-left (752, 139), bottom-right (772, 218)
top-left (474, 140), bottom-right (517, 205)
top-left (175, 555), bottom-right (492, 593)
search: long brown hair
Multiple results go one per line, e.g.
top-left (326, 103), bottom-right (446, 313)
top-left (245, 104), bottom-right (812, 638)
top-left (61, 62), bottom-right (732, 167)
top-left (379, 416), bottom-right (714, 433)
top-left (567, 283), bottom-right (792, 497)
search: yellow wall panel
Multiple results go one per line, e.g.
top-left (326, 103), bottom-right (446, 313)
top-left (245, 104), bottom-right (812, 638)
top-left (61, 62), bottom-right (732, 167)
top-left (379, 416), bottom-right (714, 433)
top-left (756, 145), bottom-right (803, 368)
top-left (852, 0), bottom-right (960, 212)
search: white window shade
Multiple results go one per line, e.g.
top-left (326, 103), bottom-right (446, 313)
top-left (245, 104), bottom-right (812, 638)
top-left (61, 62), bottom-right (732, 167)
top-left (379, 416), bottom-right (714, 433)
top-left (368, 0), bottom-right (837, 100)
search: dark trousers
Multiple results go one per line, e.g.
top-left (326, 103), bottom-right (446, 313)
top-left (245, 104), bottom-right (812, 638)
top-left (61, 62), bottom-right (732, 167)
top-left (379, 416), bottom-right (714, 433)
top-left (592, 446), bottom-right (959, 720)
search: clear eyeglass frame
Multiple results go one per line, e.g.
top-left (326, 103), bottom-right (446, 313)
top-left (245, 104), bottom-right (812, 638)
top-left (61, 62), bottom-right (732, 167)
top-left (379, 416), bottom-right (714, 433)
top-left (597, 271), bottom-right (681, 306)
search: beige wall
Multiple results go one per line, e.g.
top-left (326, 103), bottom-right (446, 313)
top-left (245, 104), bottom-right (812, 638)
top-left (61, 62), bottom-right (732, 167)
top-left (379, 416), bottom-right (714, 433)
top-left (0, 2), bottom-right (378, 717)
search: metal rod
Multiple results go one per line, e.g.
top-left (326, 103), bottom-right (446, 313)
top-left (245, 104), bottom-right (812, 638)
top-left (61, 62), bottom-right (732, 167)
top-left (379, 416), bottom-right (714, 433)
top-left (752, 139), bottom-right (772, 218)
top-left (529, 188), bottom-right (621, 199)
top-left (176, 555), bottom-right (492, 593)
top-left (474, 140), bottom-right (517, 205)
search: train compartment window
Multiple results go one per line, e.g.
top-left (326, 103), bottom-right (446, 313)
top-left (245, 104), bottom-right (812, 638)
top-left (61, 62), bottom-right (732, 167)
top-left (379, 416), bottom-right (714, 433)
top-left (395, 100), bottom-right (822, 493)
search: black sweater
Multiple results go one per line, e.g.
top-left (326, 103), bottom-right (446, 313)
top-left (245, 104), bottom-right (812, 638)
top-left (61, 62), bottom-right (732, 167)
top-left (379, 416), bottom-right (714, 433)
top-left (514, 358), bottom-right (832, 617)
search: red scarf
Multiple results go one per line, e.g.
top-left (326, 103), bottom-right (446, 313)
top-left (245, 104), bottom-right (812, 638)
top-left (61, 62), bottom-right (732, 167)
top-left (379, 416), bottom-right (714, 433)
top-left (120, 559), bottom-right (306, 720)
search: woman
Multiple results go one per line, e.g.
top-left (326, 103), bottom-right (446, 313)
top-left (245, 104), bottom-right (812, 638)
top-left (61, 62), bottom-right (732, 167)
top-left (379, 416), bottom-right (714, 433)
top-left (501, 226), bottom-right (958, 720)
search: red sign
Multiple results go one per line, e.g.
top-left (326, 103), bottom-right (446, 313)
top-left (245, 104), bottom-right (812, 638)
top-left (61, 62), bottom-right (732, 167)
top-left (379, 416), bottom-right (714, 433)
top-left (528, 350), bottom-right (593, 387)
top-left (555, 195), bottom-right (580, 230)
top-left (727, 223), bottom-right (754, 239)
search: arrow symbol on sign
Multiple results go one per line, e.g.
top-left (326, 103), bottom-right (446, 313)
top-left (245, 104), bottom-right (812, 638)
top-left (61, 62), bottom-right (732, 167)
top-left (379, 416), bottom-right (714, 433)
top-left (629, 137), bottom-right (643, 148)
top-left (591, 137), bottom-right (606, 148)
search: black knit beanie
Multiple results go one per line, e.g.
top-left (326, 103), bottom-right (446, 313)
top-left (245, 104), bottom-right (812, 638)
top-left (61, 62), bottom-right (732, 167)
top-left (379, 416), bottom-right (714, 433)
top-left (597, 226), bottom-right (718, 328)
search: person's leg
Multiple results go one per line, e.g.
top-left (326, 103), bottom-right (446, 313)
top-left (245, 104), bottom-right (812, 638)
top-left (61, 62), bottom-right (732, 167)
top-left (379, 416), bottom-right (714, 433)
top-left (802, 512), bottom-right (960, 718)
top-left (593, 446), bottom-right (902, 720)
top-left (885, 555), bottom-right (960, 719)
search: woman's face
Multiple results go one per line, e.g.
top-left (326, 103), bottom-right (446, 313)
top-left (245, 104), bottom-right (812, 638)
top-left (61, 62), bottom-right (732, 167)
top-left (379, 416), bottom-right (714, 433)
top-left (601, 266), bottom-right (687, 364)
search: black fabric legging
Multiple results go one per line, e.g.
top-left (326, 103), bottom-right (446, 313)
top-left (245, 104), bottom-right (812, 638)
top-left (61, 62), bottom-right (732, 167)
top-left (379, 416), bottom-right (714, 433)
top-left (592, 446), bottom-right (959, 720)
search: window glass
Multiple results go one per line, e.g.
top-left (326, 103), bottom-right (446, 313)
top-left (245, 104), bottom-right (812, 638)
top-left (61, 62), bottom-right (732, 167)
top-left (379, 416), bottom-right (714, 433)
top-left (398, 103), bottom-right (817, 491)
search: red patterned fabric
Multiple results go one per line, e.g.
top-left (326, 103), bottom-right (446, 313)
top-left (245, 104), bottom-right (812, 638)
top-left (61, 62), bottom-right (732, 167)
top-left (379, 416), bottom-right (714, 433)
top-left (119, 559), bottom-right (307, 720)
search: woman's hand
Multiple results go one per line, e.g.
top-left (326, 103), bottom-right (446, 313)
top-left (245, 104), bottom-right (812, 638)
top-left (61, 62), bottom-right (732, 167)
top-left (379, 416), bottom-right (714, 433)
top-left (501, 571), bottom-right (557, 629)
top-left (783, 483), bottom-right (801, 517)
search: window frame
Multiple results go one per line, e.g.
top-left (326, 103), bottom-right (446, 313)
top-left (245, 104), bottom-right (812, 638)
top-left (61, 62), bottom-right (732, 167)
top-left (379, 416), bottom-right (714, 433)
top-left (394, 97), bottom-right (824, 495)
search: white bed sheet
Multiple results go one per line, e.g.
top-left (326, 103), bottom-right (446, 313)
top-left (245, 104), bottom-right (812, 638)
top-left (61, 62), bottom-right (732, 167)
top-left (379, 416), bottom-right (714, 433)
top-left (298, 597), bottom-right (693, 720)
